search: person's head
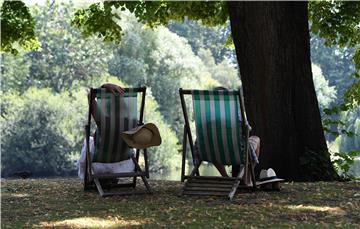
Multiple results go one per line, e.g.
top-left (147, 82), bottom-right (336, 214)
top-left (213, 86), bottom-right (228, 91)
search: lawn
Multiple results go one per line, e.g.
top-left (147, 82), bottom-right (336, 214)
top-left (1, 178), bottom-right (360, 228)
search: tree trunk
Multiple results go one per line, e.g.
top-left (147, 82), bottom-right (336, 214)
top-left (227, 2), bottom-right (338, 181)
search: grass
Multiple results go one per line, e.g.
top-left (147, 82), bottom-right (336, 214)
top-left (1, 178), bottom-right (360, 228)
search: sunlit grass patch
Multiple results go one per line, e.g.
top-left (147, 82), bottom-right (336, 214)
top-left (286, 204), bottom-right (346, 216)
top-left (37, 216), bottom-right (148, 228)
top-left (11, 193), bottom-right (30, 198)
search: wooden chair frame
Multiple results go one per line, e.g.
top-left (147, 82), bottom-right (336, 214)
top-left (179, 88), bottom-right (256, 200)
top-left (84, 87), bottom-right (152, 197)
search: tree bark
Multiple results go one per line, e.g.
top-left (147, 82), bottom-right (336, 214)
top-left (227, 2), bottom-right (338, 181)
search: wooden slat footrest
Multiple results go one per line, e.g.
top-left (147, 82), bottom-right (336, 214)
top-left (185, 175), bottom-right (236, 181)
top-left (102, 190), bottom-right (152, 197)
top-left (183, 191), bottom-right (229, 196)
top-left (186, 179), bottom-right (235, 185)
top-left (186, 183), bottom-right (233, 189)
top-left (184, 186), bottom-right (231, 192)
top-left (183, 176), bottom-right (235, 196)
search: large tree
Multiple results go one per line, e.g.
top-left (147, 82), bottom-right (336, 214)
top-left (227, 2), bottom-right (336, 180)
top-left (2, 1), bottom-right (360, 180)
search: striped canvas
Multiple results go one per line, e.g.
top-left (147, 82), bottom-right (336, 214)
top-left (93, 88), bottom-right (138, 163)
top-left (192, 90), bottom-right (245, 165)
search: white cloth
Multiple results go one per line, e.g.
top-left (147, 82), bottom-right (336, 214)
top-left (76, 137), bottom-right (135, 181)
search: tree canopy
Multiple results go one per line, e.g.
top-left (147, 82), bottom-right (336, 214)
top-left (309, 2), bottom-right (360, 71)
top-left (309, 2), bottom-right (360, 109)
top-left (1, 1), bottom-right (359, 106)
top-left (0, 1), bottom-right (39, 54)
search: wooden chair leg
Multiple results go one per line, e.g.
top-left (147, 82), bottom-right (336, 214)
top-left (140, 175), bottom-right (152, 194)
top-left (144, 149), bottom-right (150, 178)
top-left (90, 156), bottom-right (152, 197)
top-left (94, 178), bottom-right (105, 197)
top-left (132, 149), bottom-right (140, 188)
top-left (249, 162), bottom-right (257, 190)
top-left (189, 161), bottom-right (201, 177)
top-left (228, 165), bottom-right (245, 200)
top-left (131, 156), bottom-right (152, 194)
top-left (182, 162), bottom-right (202, 196)
top-left (181, 125), bottom-right (187, 182)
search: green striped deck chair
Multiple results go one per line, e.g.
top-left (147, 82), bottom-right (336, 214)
top-left (179, 88), bottom-right (256, 200)
top-left (84, 87), bottom-right (152, 197)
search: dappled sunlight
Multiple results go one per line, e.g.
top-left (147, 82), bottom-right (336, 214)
top-left (286, 204), bottom-right (346, 216)
top-left (11, 193), bottom-right (30, 198)
top-left (37, 216), bottom-right (149, 228)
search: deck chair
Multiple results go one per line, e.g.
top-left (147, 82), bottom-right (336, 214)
top-left (179, 88), bottom-right (256, 200)
top-left (84, 87), bottom-right (152, 197)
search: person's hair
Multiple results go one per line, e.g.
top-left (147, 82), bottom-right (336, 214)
top-left (213, 86), bottom-right (228, 91)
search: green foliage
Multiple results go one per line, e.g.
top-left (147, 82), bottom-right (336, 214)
top-left (332, 150), bottom-right (360, 179)
top-left (310, 35), bottom-right (356, 105)
top-left (143, 90), bottom-right (181, 173)
top-left (0, 51), bottom-right (32, 92)
top-left (168, 19), bottom-right (235, 64)
top-left (309, 2), bottom-right (360, 107)
top-left (0, 1), bottom-right (40, 54)
top-left (345, 79), bottom-right (360, 108)
top-left (325, 107), bottom-right (360, 178)
top-left (322, 118), bottom-right (353, 138)
top-left (321, 103), bottom-right (357, 140)
top-left (198, 48), bottom-right (240, 89)
top-left (337, 107), bottom-right (360, 151)
top-left (309, 38), bottom-right (359, 173)
top-left (1, 1), bottom-right (112, 93)
top-left (27, 2), bottom-right (112, 92)
top-left (309, 2), bottom-right (360, 48)
top-left (312, 63), bottom-right (336, 112)
top-left (72, 1), bottom-right (228, 44)
top-left (71, 2), bottom-right (123, 44)
top-left (1, 88), bottom-right (86, 176)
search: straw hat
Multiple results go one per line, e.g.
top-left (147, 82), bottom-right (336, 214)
top-left (256, 168), bottom-right (284, 185)
top-left (121, 123), bottom-right (161, 149)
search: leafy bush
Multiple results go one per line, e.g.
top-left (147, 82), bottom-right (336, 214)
top-left (312, 64), bottom-right (337, 113)
top-left (1, 88), bottom-right (86, 177)
top-left (332, 151), bottom-right (360, 179)
top-left (144, 89), bottom-right (181, 173)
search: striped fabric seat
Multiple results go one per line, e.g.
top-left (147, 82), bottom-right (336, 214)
top-left (93, 88), bottom-right (138, 163)
top-left (180, 88), bottom-right (256, 200)
top-left (192, 90), bottom-right (245, 166)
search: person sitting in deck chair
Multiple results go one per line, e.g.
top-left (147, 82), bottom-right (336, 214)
top-left (76, 83), bottom-right (135, 182)
top-left (193, 86), bottom-right (261, 182)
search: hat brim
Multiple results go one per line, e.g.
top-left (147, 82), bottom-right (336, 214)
top-left (256, 178), bottom-right (284, 186)
top-left (121, 123), bottom-right (161, 149)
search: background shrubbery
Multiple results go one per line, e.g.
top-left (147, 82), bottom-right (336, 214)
top-left (1, 88), bottom-right (85, 176)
